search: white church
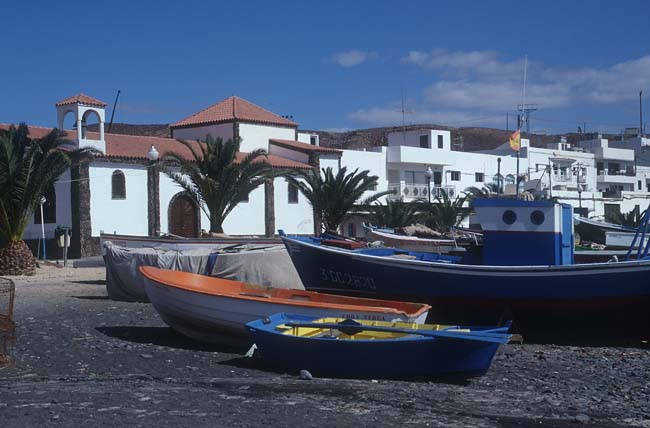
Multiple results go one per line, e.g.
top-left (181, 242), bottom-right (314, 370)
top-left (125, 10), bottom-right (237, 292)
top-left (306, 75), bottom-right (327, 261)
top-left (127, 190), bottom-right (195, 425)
top-left (4, 92), bottom-right (650, 258)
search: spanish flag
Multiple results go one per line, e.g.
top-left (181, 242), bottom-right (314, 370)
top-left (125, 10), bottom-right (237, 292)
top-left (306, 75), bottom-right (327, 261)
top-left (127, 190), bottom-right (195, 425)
top-left (509, 129), bottom-right (521, 151)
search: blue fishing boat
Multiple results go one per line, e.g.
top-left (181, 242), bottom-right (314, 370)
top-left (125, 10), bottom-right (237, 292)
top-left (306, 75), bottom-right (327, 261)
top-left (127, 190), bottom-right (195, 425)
top-left (281, 199), bottom-right (650, 339)
top-left (246, 313), bottom-right (511, 379)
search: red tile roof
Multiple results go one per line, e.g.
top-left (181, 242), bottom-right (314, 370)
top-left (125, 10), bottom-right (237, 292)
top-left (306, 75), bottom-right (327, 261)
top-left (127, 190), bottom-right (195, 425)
top-left (171, 96), bottom-right (298, 129)
top-left (55, 93), bottom-right (108, 108)
top-left (0, 124), bottom-right (313, 170)
top-left (270, 138), bottom-right (341, 154)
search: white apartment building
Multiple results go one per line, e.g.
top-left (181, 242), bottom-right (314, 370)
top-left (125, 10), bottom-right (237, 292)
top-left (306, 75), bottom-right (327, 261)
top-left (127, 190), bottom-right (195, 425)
top-left (341, 128), bottom-right (650, 236)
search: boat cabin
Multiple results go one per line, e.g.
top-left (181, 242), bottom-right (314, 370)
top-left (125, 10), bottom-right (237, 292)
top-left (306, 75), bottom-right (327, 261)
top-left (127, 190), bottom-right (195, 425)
top-left (472, 199), bottom-right (574, 266)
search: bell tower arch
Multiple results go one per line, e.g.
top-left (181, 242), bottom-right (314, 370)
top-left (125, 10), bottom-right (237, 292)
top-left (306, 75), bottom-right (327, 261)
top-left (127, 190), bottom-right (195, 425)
top-left (55, 93), bottom-right (108, 153)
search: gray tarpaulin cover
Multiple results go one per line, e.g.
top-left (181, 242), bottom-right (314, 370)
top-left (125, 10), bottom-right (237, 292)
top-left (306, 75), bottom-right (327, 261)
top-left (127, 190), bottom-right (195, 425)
top-left (104, 242), bottom-right (304, 302)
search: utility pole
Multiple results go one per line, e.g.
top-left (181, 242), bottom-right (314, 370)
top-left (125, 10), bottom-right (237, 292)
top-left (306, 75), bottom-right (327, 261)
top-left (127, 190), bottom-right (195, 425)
top-left (640, 90), bottom-right (644, 137)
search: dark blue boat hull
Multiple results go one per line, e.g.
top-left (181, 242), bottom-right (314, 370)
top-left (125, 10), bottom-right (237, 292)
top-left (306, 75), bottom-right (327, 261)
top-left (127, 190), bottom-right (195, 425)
top-left (282, 236), bottom-right (650, 339)
top-left (247, 314), bottom-right (502, 379)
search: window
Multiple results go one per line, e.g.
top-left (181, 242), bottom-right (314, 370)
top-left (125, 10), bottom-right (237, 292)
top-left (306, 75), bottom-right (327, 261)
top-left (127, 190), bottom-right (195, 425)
top-left (596, 162), bottom-right (604, 174)
top-left (111, 170), bottom-right (126, 199)
top-left (433, 171), bottom-right (442, 185)
top-left (475, 172), bottom-right (484, 183)
top-left (419, 135), bottom-right (429, 148)
top-left (310, 135), bottom-right (317, 146)
top-left (404, 171), bottom-right (425, 184)
top-left (288, 182), bottom-right (299, 203)
top-left (347, 223), bottom-right (356, 237)
top-left (608, 162), bottom-right (620, 175)
top-left (530, 210), bottom-right (545, 225)
top-left (34, 186), bottom-right (56, 224)
top-left (502, 210), bottom-right (517, 225)
top-left (437, 135), bottom-right (443, 149)
top-left (638, 180), bottom-right (642, 190)
top-left (450, 171), bottom-right (460, 181)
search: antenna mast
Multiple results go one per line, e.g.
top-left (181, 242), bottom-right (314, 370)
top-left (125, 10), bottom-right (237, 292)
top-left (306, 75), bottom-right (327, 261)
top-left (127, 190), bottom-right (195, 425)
top-left (108, 90), bottom-right (121, 134)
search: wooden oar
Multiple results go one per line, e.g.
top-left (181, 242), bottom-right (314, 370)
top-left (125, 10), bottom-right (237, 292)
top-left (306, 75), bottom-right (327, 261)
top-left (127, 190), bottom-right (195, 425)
top-left (284, 320), bottom-right (511, 344)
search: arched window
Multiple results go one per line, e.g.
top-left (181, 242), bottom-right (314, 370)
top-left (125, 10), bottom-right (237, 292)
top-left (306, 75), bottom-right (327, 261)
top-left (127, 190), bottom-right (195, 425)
top-left (505, 174), bottom-right (516, 185)
top-left (34, 186), bottom-right (56, 224)
top-left (111, 170), bottom-right (126, 199)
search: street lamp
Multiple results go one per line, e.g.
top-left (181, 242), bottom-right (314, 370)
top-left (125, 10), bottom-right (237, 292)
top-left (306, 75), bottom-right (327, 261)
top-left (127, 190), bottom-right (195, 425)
top-left (147, 144), bottom-right (159, 162)
top-left (424, 166), bottom-right (433, 203)
top-left (39, 196), bottom-right (46, 260)
top-left (146, 145), bottom-right (160, 237)
top-left (497, 157), bottom-right (502, 198)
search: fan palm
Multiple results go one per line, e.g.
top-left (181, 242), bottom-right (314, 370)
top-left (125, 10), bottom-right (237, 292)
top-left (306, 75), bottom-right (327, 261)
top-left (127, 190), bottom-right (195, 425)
top-left (607, 206), bottom-right (646, 228)
top-left (369, 200), bottom-right (421, 229)
top-left (0, 124), bottom-right (93, 275)
top-left (286, 166), bottom-right (384, 233)
top-left (162, 136), bottom-right (272, 234)
top-left (424, 190), bottom-right (469, 233)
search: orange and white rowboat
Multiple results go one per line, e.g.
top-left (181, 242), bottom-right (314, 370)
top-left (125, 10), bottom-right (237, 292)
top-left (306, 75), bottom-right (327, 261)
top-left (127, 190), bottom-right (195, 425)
top-left (139, 266), bottom-right (430, 344)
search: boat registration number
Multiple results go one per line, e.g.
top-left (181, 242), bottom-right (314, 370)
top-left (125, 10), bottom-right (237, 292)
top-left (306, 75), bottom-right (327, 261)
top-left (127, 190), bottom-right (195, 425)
top-left (320, 268), bottom-right (376, 290)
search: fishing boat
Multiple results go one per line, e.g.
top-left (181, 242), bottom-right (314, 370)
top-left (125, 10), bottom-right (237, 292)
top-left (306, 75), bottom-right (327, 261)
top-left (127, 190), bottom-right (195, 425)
top-left (100, 232), bottom-right (282, 254)
top-left (139, 266), bottom-right (431, 344)
top-left (362, 224), bottom-right (460, 253)
top-left (573, 216), bottom-right (635, 246)
top-left (246, 313), bottom-right (511, 379)
top-left (282, 199), bottom-right (650, 339)
top-left (605, 230), bottom-right (650, 250)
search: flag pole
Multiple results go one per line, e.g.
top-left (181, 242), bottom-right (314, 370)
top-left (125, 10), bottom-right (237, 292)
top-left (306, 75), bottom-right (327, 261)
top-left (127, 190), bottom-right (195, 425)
top-left (516, 55), bottom-right (527, 200)
top-left (516, 151), bottom-right (520, 199)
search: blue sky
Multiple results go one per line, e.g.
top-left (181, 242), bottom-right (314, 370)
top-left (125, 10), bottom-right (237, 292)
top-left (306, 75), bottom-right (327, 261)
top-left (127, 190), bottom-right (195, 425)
top-left (2, 0), bottom-right (649, 134)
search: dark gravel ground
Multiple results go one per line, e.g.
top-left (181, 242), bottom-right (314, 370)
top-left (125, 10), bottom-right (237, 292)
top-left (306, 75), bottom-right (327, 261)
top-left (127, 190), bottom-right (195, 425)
top-left (1, 266), bottom-right (650, 428)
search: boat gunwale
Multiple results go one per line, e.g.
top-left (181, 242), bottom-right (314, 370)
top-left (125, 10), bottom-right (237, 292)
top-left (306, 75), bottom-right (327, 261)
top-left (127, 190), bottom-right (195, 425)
top-left (282, 236), bottom-right (650, 274)
top-left (139, 266), bottom-right (431, 317)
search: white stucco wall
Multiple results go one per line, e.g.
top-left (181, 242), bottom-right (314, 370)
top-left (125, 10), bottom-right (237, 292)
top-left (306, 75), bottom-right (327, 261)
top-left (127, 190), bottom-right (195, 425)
top-left (274, 177), bottom-right (314, 234)
top-left (340, 149), bottom-right (388, 201)
top-left (388, 129), bottom-right (450, 150)
top-left (297, 132), bottom-right (319, 146)
top-left (221, 185), bottom-right (266, 235)
top-left (89, 163), bottom-right (149, 236)
top-left (238, 123), bottom-right (295, 152)
top-left (171, 123), bottom-right (234, 142)
top-left (23, 169), bottom-right (73, 240)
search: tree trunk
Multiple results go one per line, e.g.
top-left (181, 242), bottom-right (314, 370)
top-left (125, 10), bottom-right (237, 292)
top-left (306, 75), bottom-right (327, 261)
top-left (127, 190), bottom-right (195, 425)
top-left (210, 218), bottom-right (224, 234)
top-left (0, 240), bottom-right (36, 276)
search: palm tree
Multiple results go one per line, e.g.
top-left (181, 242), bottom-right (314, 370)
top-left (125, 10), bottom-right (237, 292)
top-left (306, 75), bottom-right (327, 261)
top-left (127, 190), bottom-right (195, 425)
top-left (423, 190), bottom-right (469, 233)
top-left (286, 166), bottom-right (383, 233)
top-left (0, 124), bottom-right (93, 275)
top-left (368, 200), bottom-right (421, 229)
top-left (162, 136), bottom-right (272, 234)
top-left (465, 183), bottom-right (499, 200)
top-left (607, 207), bottom-right (646, 228)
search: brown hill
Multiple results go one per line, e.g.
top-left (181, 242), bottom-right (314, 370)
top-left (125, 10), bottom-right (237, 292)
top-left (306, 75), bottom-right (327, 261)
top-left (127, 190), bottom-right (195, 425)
top-left (90, 123), bottom-right (620, 152)
top-left (88, 123), bottom-right (170, 138)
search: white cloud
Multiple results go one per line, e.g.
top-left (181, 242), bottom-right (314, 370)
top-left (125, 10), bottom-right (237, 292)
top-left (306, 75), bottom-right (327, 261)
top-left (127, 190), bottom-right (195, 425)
top-left (402, 48), bottom-right (524, 78)
top-left (425, 80), bottom-right (571, 111)
top-left (331, 50), bottom-right (377, 67)
top-left (348, 106), bottom-right (500, 127)
top-left (402, 48), bottom-right (650, 108)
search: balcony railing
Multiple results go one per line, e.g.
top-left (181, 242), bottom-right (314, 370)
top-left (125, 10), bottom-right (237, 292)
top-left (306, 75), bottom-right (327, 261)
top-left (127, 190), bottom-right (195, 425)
top-left (388, 183), bottom-right (456, 201)
top-left (597, 169), bottom-right (636, 177)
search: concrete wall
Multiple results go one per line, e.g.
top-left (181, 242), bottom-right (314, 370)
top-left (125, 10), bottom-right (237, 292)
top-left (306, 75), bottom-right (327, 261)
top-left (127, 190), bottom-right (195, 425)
top-left (89, 163), bottom-right (148, 236)
top-left (274, 177), bottom-right (314, 234)
top-left (171, 123), bottom-right (233, 142)
top-left (238, 123), bottom-right (295, 152)
top-left (387, 129), bottom-right (450, 150)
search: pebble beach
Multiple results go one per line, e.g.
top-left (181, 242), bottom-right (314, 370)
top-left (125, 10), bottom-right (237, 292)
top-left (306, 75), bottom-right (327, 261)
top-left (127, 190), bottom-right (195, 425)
top-left (1, 264), bottom-right (650, 428)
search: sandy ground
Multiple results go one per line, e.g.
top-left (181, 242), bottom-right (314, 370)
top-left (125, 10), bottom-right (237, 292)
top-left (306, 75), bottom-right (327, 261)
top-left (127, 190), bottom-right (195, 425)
top-left (1, 264), bottom-right (649, 427)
